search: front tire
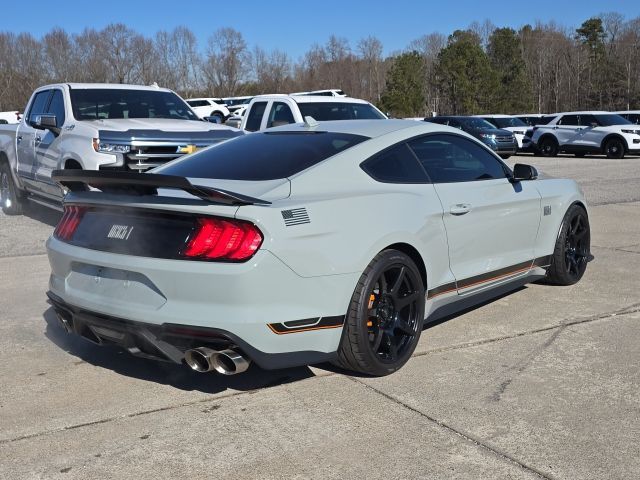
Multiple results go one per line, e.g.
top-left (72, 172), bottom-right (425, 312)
top-left (210, 112), bottom-right (224, 123)
top-left (544, 204), bottom-right (590, 285)
top-left (0, 161), bottom-right (24, 215)
top-left (335, 250), bottom-right (425, 376)
top-left (604, 138), bottom-right (625, 159)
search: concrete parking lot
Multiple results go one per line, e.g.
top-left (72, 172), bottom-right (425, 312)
top-left (1, 154), bottom-right (639, 479)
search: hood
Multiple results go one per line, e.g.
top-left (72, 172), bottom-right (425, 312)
top-left (87, 117), bottom-right (239, 133)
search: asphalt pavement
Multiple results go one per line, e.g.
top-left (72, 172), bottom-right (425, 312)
top-left (1, 153), bottom-right (639, 479)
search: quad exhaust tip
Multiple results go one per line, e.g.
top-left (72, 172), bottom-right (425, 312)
top-left (184, 347), bottom-right (251, 375)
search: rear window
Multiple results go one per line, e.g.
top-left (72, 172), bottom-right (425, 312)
top-left (298, 102), bottom-right (385, 120)
top-left (156, 131), bottom-right (368, 181)
top-left (485, 117), bottom-right (527, 128)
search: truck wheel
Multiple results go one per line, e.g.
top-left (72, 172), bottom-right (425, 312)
top-left (604, 138), bottom-right (625, 159)
top-left (334, 250), bottom-right (425, 376)
top-left (0, 161), bottom-right (24, 215)
top-left (544, 204), bottom-right (590, 285)
top-left (539, 136), bottom-right (559, 157)
top-left (210, 112), bottom-right (224, 123)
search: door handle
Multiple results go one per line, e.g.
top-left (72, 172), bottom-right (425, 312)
top-left (450, 203), bottom-right (472, 215)
top-left (34, 135), bottom-right (42, 145)
top-left (16, 136), bottom-right (22, 144)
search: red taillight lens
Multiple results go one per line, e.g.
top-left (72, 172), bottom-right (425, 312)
top-left (54, 206), bottom-right (87, 241)
top-left (183, 218), bottom-right (263, 261)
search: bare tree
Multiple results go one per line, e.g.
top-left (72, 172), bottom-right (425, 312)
top-left (204, 28), bottom-right (250, 96)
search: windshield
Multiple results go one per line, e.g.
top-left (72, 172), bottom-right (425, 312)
top-left (70, 89), bottom-right (199, 121)
top-left (460, 117), bottom-right (497, 130)
top-left (594, 114), bottom-right (631, 126)
top-left (298, 102), bottom-right (385, 120)
top-left (488, 117), bottom-right (527, 128)
top-left (155, 131), bottom-right (368, 181)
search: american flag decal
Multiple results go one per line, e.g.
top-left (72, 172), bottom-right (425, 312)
top-left (281, 208), bottom-right (310, 226)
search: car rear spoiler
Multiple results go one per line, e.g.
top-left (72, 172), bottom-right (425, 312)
top-left (51, 170), bottom-right (271, 206)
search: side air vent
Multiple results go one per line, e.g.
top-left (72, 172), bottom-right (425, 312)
top-left (281, 208), bottom-right (310, 226)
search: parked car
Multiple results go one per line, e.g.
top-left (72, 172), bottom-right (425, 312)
top-left (0, 83), bottom-right (242, 214)
top-left (291, 89), bottom-right (347, 97)
top-left (240, 94), bottom-right (386, 132)
top-left (222, 96), bottom-right (253, 115)
top-left (530, 111), bottom-right (640, 158)
top-left (475, 115), bottom-right (532, 151)
top-left (0, 110), bottom-right (21, 124)
top-left (515, 114), bottom-right (553, 126)
top-left (185, 98), bottom-right (231, 122)
top-left (46, 119), bottom-right (590, 376)
top-left (424, 116), bottom-right (517, 158)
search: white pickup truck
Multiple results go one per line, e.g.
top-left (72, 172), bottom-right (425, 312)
top-left (0, 83), bottom-right (242, 215)
top-left (240, 94), bottom-right (386, 132)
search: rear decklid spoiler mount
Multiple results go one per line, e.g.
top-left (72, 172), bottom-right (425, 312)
top-left (52, 170), bottom-right (271, 206)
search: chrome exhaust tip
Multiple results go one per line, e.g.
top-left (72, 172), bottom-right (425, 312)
top-left (55, 311), bottom-right (72, 333)
top-left (184, 347), bottom-right (217, 373)
top-left (184, 347), bottom-right (251, 375)
top-left (210, 349), bottom-right (251, 375)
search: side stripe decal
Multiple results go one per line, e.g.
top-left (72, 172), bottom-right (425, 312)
top-left (427, 255), bottom-right (551, 299)
top-left (268, 315), bottom-right (345, 335)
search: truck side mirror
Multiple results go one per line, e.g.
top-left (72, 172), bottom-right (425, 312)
top-left (34, 114), bottom-right (61, 136)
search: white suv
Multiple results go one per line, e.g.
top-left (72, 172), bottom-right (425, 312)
top-left (531, 111), bottom-right (640, 159)
top-left (185, 98), bottom-right (230, 122)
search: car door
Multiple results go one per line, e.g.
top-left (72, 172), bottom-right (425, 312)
top-left (35, 88), bottom-right (67, 198)
top-left (577, 114), bottom-right (603, 149)
top-left (553, 114), bottom-right (581, 146)
top-left (407, 134), bottom-right (542, 294)
top-left (16, 89), bottom-right (51, 189)
top-left (265, 101), bottom-right (295, 129)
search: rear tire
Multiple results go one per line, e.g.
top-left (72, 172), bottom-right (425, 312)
top-left (210, 112), bottom-right (224, 123)
top-left (604, 138), bottom-right (625, 159)
top-left (544, 204), bottom-right (590, 285)
top-left (334, 250), bottom-right (425, 376)
top-left (0, 161), bottom-right (24, 215)
top-left (539, 136), bottom-right (559, 157)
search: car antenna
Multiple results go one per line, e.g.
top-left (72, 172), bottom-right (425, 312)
top-left (303, 116), bottom-right (319, 129)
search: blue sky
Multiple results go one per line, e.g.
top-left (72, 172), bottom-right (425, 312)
top-left (2, 0), bottom-right (638, 59)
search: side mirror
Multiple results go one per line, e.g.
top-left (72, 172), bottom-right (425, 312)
top-left (34, 114), bottom-right (61, 136)
top-left (203, 116), bottom-right (221, 124)
top-left (510, 163), bottom-right (538, 182)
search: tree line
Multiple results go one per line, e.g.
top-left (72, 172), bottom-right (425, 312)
top-left (0, 13), bottom-right (638, 117)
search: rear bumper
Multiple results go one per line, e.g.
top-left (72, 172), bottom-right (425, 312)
top-left (46, 236), bottom-right (359, 368)
top-left (47, 291), bottom-right (337, 369)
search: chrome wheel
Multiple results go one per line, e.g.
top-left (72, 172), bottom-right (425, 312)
top-left (0, 170), bottom-right (10, 210)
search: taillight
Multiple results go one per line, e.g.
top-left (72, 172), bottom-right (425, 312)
top-left (54, 206), bottom-right (87, 241)
top-left (182, 218), bottom-right (263, 261)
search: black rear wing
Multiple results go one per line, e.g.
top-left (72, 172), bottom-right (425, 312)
top-left (51, 170), bottom-right (271, 206)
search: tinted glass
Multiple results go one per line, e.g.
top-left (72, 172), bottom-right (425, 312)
top-left (47, 90), bottom-right (66, 127)
top-left (625, 113), bottom-right (640, 125)
top-left (70, 89), bottom-right (198, 121)
top-left (298, 102), bottom-right (385, 120)
top-left (487, 117), bottom-right (528, 128)
top-left (540, 116), bottom-right (556, 124)
top-left (594, 114), bottom-right (631, 126)
top-left (156, 131), bottom-right (368, 180)
top-left (266, 102), bottom-right (295, 128)
top-left (245, 101), bottom-right (267, 131)
top-left (558, 115), bottom-right (579, 125)
top-left (27, 90), bottom-right (51, 125)
top-left (424, 117), bottom-right (448, 125)
top-left (579, 114), bottom-right (598, 127)
top-left (361, 143), bottom-right (429, 183)
top-left (408, 134), bottom-right (509, 183)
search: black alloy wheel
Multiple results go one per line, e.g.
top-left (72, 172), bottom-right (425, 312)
top-left (544, 205), bottom-right (590, 285)
top-left (540, 137), bottom-right (559, 157)
top-left (335, 250), bottom-right (425, 376)
top-left (604, 138), bottom-right (625, 159)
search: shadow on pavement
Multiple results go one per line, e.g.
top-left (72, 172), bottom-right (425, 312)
top-left (23, 202), bottom-right (62, 227)
top-left (42, 307), bottom-right (316, 394)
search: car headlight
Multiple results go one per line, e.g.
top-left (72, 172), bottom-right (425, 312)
top-left (621, 129), bottom-right (640, 135)
top-left (480, 133), bottom-right (496, 140)
top-left (92, 138), bottom-right (131, 153)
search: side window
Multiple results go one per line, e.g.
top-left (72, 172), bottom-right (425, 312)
top-left (46, 90), bottom-right (66, 127)
top-left (27, 90), bottom-right (51, 126)
top-left (579, 114), bottom-right (598, 127)
top-left (557, 115), bottom-right (579, 126)
top-left (408, 134), bottom-right (509, 183)
top-left (482, 117), bottom-right (499, 128)
top-left (266, 102), bottom-right (295, 128)
top-left (361, 143), bottom-right (429, 184)
top-left (629, 114), bottom-right (640, 125)
top-left (244, 101), bottom-right (267, 132)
